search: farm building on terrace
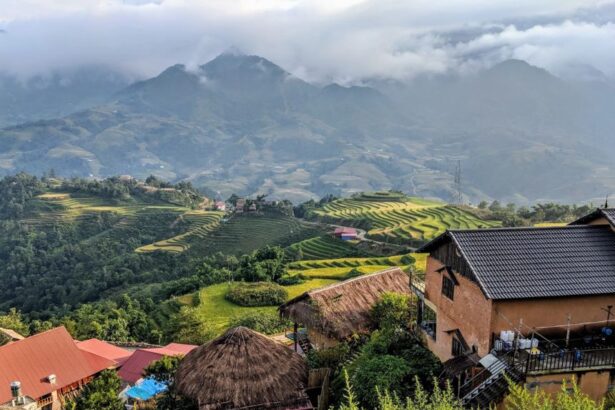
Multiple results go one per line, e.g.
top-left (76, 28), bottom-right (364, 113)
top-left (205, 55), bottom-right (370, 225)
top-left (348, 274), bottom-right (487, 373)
top-left (333, 227), bottom-right (357, 241)
top-left (175, 327), bottom-right (321, 410)
top-left (279, 267), bottom-right (411, 349)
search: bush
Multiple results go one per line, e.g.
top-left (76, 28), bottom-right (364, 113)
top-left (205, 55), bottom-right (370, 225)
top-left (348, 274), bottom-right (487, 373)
top-left (352, 355), bottom-right (411, 408)
top-left (344, 268), bottom-right (363, 280)
top-left (370, 292), bottom-right (411, 330)
top-left (307, 343), bottom-right (351, 370)
top-left (230, 312), bottom-right (291, 334)
top-left (277, 275), bottom-right (305, 286)
top-left (400, 255), bottom-right (415, 265)
top-left (225, 282), bottom-right (288, 307)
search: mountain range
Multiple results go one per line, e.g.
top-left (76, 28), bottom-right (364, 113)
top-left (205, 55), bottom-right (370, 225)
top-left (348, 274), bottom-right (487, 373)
top-left (1, 52), bottom-right (614, 204)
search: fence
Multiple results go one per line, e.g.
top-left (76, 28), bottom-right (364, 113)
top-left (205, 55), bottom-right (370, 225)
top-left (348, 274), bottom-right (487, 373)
top-left (524, 347), bottom-right (615, 373)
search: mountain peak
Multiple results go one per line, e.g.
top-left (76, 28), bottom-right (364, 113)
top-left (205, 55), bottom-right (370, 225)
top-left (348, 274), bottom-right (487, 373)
top-left (201, 53), bottom-right (291, 83)
top-left (487, 59), bottom-right (554, 78)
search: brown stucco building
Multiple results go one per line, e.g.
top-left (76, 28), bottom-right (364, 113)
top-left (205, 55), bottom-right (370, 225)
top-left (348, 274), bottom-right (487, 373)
top-left (413, 208), bottom-right (615, 408)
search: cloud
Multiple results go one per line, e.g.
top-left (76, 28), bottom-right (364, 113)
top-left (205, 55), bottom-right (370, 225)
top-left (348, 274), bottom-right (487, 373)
top-left (0, 0), bottom-right (613, 82)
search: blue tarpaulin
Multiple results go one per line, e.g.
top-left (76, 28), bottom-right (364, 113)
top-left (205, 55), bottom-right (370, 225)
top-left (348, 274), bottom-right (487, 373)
top-left (126, 378), bottom-right (168, 401)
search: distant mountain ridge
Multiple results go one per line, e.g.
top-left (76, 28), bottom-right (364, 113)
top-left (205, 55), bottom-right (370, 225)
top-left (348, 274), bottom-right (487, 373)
top-left (0, 53), bottom-right (614, 204)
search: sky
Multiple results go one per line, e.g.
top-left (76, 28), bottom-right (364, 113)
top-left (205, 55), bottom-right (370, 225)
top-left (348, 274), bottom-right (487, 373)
top-left (1, 0), bottom-right (614, 82)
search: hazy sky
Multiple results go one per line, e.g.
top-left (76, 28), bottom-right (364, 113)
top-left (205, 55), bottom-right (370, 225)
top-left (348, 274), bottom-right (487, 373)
top-left (1, 0), bottom-right (614, 82)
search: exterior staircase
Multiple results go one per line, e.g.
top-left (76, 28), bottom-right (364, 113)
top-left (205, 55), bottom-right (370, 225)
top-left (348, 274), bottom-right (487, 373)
top-left (459, 353), bottom-right (525, 409)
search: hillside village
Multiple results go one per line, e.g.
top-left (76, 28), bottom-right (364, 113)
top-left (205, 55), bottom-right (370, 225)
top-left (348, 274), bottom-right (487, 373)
top-left (0, 172), bottom-right (613, 409)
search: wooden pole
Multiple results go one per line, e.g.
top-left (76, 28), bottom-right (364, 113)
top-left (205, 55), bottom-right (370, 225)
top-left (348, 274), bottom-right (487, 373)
top-left (294, 322), bottom-right (298, 352)
top-left (565, 314), bottom-right (571, 347)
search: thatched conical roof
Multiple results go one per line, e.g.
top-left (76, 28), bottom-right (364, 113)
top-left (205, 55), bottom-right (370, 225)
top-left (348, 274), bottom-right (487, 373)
top-left (279, 267), bottom-right (411, 340)
top-left (175, 326), bottom-right (310, 410)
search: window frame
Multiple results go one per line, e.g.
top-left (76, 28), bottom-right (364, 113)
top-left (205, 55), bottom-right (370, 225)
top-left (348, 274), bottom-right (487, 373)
top-left (442, 275), bottom-right (455, 300)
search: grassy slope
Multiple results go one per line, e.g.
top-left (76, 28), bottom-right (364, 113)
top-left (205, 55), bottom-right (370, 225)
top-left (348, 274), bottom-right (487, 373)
top-left (185, 279), bottom-right (337, 333)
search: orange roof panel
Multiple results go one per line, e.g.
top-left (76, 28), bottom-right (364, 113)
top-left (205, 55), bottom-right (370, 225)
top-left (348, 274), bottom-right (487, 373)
top-left (0, 327), bottom-right (115, 403)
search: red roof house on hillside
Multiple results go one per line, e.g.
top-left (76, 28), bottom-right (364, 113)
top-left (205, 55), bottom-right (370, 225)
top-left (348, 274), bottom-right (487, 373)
top-left (333, 227), bottom-right (358, 241)
top-left (118, 343), bottom-right (197, 384)
top-left (0, 327), bottom-right (115, 408)
top-left (75, 339), bottom-right (132, 366)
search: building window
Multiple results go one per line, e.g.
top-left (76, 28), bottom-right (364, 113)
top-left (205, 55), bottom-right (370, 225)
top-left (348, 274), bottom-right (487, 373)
top-left (420, 305), bottom-right (437, 340)
top-left (452, 337), bottom-right (464, 356)
top-left (442, 276), bottom-right (455, 300)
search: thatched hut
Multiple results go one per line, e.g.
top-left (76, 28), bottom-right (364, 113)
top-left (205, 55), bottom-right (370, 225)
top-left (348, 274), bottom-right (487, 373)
top-left (279, 267), bottom-right (411, 349)
top-left (175, 326), bottom-right (312, 410)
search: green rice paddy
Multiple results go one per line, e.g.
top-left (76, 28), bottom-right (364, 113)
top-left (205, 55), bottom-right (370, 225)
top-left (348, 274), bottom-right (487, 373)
top-left (313, 194), bottom-right (499, 242)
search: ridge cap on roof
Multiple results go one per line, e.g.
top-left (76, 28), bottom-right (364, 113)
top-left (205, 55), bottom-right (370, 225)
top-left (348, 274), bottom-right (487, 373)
top-left (306, 266), bottom-right (405, 296)
top-left (449, 224), bottom-right (603, 234)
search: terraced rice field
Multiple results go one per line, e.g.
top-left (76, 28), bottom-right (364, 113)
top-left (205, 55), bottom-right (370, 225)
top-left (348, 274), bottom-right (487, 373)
top-left (28, 192), bottom-right (186, 225)
top-left (190, 214), bottom-right (322, 256)
top-left (287, 235), bottom-right (359, 260)
top-left (313, 196), bottom-right (499, 242)
top-left (135, 211), bottom-right (225, 253)
top-left (288, 252), bottom-right (425, 275)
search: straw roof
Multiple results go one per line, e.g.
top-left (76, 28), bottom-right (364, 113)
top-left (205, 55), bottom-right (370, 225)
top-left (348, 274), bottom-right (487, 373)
top-left (279, 267), bottom-right (410, 340)
top-left (175, 327), bottom-right (311, 410)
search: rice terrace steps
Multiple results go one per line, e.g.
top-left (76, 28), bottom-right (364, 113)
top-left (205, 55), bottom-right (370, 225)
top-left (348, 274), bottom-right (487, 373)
top-left (311, 192), bottom-right (500, 244)
top-left (135, 210), bottom-right (225, 253)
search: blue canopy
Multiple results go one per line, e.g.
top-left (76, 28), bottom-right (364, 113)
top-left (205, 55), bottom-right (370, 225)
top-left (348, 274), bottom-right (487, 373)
top-left (126, 378), bottom-right (168, 401)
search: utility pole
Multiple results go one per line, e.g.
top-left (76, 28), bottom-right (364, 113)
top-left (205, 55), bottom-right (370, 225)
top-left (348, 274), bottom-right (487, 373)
top-left (454, 160), bottom-right (463, 205)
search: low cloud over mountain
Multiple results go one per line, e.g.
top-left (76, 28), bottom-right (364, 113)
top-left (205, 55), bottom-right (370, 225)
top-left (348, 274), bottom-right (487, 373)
top-left (0, 53), bottom-right (613, 204)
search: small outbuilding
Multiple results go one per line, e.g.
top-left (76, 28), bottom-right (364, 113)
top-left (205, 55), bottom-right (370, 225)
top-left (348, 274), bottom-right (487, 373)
top-left (175, 327), bottom-right (313, 410)
top-left (333, 227), bottom-right (357, 241)
top-left (279, 267), bottom-right (411, 349)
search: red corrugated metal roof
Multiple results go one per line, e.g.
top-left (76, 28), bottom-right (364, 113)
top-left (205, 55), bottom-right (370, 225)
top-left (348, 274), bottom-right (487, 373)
top-left (76, 339), bottom-right (132, 365)
top-left (0, 327), bottom-right (115, 403)
top-left (118, 343), bottom-right (197, 384)
top-left (334, 227), bottom-right (357, 235)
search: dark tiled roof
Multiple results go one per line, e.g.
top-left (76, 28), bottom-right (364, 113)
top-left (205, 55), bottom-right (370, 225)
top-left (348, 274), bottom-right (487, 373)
top-left (570, 208), bottom-right (615, 227)
top-left (419, 225), bottom-right (615, 300)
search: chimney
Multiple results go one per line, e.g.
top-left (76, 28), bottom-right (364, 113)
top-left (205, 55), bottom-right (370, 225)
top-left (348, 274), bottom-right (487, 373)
top-left (10, 381), bottom-right (23, 405)
top-left (47, 375), bottom-right (56, 385)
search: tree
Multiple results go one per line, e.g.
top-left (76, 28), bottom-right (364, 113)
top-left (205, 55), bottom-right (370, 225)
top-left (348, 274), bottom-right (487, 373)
top-left (168, 306), bottom-right (215, 345)
top-left (0, 308), bottom-right (30, 337)
top-left (505, 377), bottom-right (604, 410)
top-left (352, 355), bottom-right (411, 408)
top-left (145, 356), bottom-right (198, 410)
top-left (70, 370), bottom-right (124, 410)
top-left (338, 371), bottom-right (462, 410)
top-left (370, 292), bottom-right (411, 330)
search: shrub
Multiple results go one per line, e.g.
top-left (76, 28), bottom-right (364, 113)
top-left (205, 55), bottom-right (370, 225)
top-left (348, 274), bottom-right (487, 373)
top-left (307, 343), bottom-right (351, 370)
top-left (230, 312), bottom-right (291, 334)
top-left (351, 355), bottom-right (411, 408)
top-left (225, 282), bottom-right (288, 307)
top-left (400, 255), bottom-right (415, 265)
top-left (344, 268), bottom-right (363, 280)
top-left (277, 275), bottom-right (305, 286)
top-left (370, 292), bottom-right (411, 330)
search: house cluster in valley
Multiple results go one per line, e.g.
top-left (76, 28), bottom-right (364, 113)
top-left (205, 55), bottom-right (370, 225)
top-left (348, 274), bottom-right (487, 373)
top-left (0, 208), bottom-right (614, 409)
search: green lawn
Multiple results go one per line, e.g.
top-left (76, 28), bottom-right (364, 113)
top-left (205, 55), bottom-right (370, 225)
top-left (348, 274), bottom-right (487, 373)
top-left (188, 279), bottom-right (337, 333)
